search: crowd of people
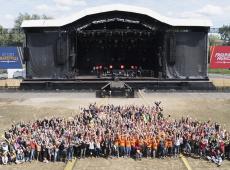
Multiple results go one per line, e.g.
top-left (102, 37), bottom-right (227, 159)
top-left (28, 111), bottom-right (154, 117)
top-left (0, 102), bottom-right (230, 167)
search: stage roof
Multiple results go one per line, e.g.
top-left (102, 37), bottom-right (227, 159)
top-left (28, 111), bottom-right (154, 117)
top-left (21, 4), bottom-right (212, 28)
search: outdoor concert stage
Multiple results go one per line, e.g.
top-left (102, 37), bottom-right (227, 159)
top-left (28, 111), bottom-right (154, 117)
top-left (20, 4), bottom-right (213, 91)
top-left (20, 76), bottom-right (215, 91)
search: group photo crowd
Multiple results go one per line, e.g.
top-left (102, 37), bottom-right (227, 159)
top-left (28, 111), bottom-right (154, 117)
top-left (0, 102), bottom-right (230, 167)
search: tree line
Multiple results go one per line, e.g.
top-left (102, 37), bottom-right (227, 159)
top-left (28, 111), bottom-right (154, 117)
top-left (0, 13), bottom-right (52, 46)
top-left (209, 25), bottom-right (230, 46)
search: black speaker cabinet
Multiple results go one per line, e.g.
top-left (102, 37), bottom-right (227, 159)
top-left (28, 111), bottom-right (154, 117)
top-left (23, 47), bottom-right (30, 61)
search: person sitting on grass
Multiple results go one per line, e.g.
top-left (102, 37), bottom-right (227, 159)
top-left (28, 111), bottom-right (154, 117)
top-left (135, 146), bottom-right (143, 161)
top-left (1, 151), bottom-right (8, 165)
top-left (16, 146), bottom-right (25, 164)
top-left (207, 149), bottom-right (223, 167)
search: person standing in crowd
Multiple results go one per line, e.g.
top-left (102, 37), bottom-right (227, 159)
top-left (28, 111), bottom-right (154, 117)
top-left (152, 135), bottom-right (157, 158)
top-left (67, 142), bottom-right (74, 161)
top-left (88, 139), bottom-right (95, 157)
top-left (24, 146), bottom-right (30, 162)
top-left (58, 141), bottom-right (65, 162)
top-left (114, 136), bottom-right (119, 158)
top-left (29, 139), bottom-right (36, 162)
top-left (95, 139), bottom-right (101, 157)
top-left (80, 138), bottom-right (86, 159)
top-left (36, 141), bottom-right (41, 161)
top-left (125, 137), bottom-right (131, 158)
top-left (119, 135), bottom-right (126, 157)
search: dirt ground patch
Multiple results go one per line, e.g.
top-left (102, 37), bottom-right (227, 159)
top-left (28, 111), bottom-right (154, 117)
top-left (0, 161), bottom-right (65, 170)
top-left (74, 157), bottom-right (185, 170)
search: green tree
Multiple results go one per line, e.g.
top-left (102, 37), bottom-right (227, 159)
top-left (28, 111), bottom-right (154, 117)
top-left (0, 13), bottom-right (52, 46)
top-left (219, 25), bottom-right (230, 45)
top-left (14, 13), bottom-right (32, 29)
top-left (11, 13), bottom-right (52, 46)
top-left (209, 34), bottom-right (223, 46)
top-left (0, 25), bottom-right (10, 46)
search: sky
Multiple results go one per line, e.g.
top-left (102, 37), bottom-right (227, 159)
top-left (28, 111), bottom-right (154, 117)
top-left (0, 0), bottom-right (229, 28)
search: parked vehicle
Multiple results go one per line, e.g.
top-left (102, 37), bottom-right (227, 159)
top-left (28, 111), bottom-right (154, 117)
top-left (13, 70), bottom-right (26, 79)
top-left (0, 73), bottom-right (7, 80)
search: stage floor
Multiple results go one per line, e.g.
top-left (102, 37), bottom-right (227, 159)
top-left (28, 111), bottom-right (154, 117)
top-left (26, 75), bottom-right (209, 81)
top-left (20, 78), bottom-right (215, 91)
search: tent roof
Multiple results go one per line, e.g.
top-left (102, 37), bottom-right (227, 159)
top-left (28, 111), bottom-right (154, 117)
top-left (21, 4), bottom-right (212, 28)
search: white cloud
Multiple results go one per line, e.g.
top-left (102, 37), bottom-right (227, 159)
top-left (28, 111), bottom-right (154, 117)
top-left (4, 14), bottom-right (14, 20)
top-left (197, 5), bottom-right (223, 16)
top-left (35, 0), bottom-right (86, 14)
top-left (36, 4), bottom-right (51, 11)
top-left (0, 14), bottom-right (15, 28)
top-left (179, 11), bottom-right (204, 19)
top-left (225, 6), bottom-right (230, 12)
top-left (53, 0), bottom-right (87, 7)
top-left (178, 4), bottom-right (228, 19)
top-left (36, 4), bottom-right (71, 12)
top-left (166, 11), bottom-right (173, 16)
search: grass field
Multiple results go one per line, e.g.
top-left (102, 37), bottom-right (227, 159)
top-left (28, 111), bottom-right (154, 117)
top-left (0, 92), bottom-right (230, 170)
top-left (208, 68), bottom-right (230, 75)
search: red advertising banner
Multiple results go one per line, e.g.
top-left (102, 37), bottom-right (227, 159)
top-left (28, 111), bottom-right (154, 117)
top-left (210, 46), bottom-right (230, 69)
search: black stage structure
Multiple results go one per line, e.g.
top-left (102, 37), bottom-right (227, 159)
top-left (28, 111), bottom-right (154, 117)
top-left (20, 5), bottom-right (214, 91)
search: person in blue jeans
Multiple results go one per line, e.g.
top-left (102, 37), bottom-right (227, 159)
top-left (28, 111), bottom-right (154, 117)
top-left (125, 137), bottom-right (131, 157)
top-left (67, 143), bottom-right (74, 161)
top-left (174, 136), bottom-right (181, 157)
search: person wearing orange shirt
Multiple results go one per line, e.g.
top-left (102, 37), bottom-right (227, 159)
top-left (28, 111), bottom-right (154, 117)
top-left (119, 136), bottom-right (126, 157)
top-left (152, 136), bottom-right (158, 158)
top-left (125, 137), bottom-right (131, 157)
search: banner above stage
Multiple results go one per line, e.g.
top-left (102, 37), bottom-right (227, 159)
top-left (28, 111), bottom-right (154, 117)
top-left (210, 46), bottom-right (230, 69)
top-left (0, 47), bottom-right (23, 69)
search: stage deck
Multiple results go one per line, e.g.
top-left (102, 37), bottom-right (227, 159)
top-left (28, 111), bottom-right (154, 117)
top-left (20, 77), bottom-right (215, 91)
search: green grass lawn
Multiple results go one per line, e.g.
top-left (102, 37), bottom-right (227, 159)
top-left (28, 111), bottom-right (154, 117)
top-left (208, 68), bottom-right (230, 74)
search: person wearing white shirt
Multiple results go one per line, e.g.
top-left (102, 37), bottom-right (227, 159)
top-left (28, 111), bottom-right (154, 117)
top-left (89, 140), bottom-right (95, 157)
